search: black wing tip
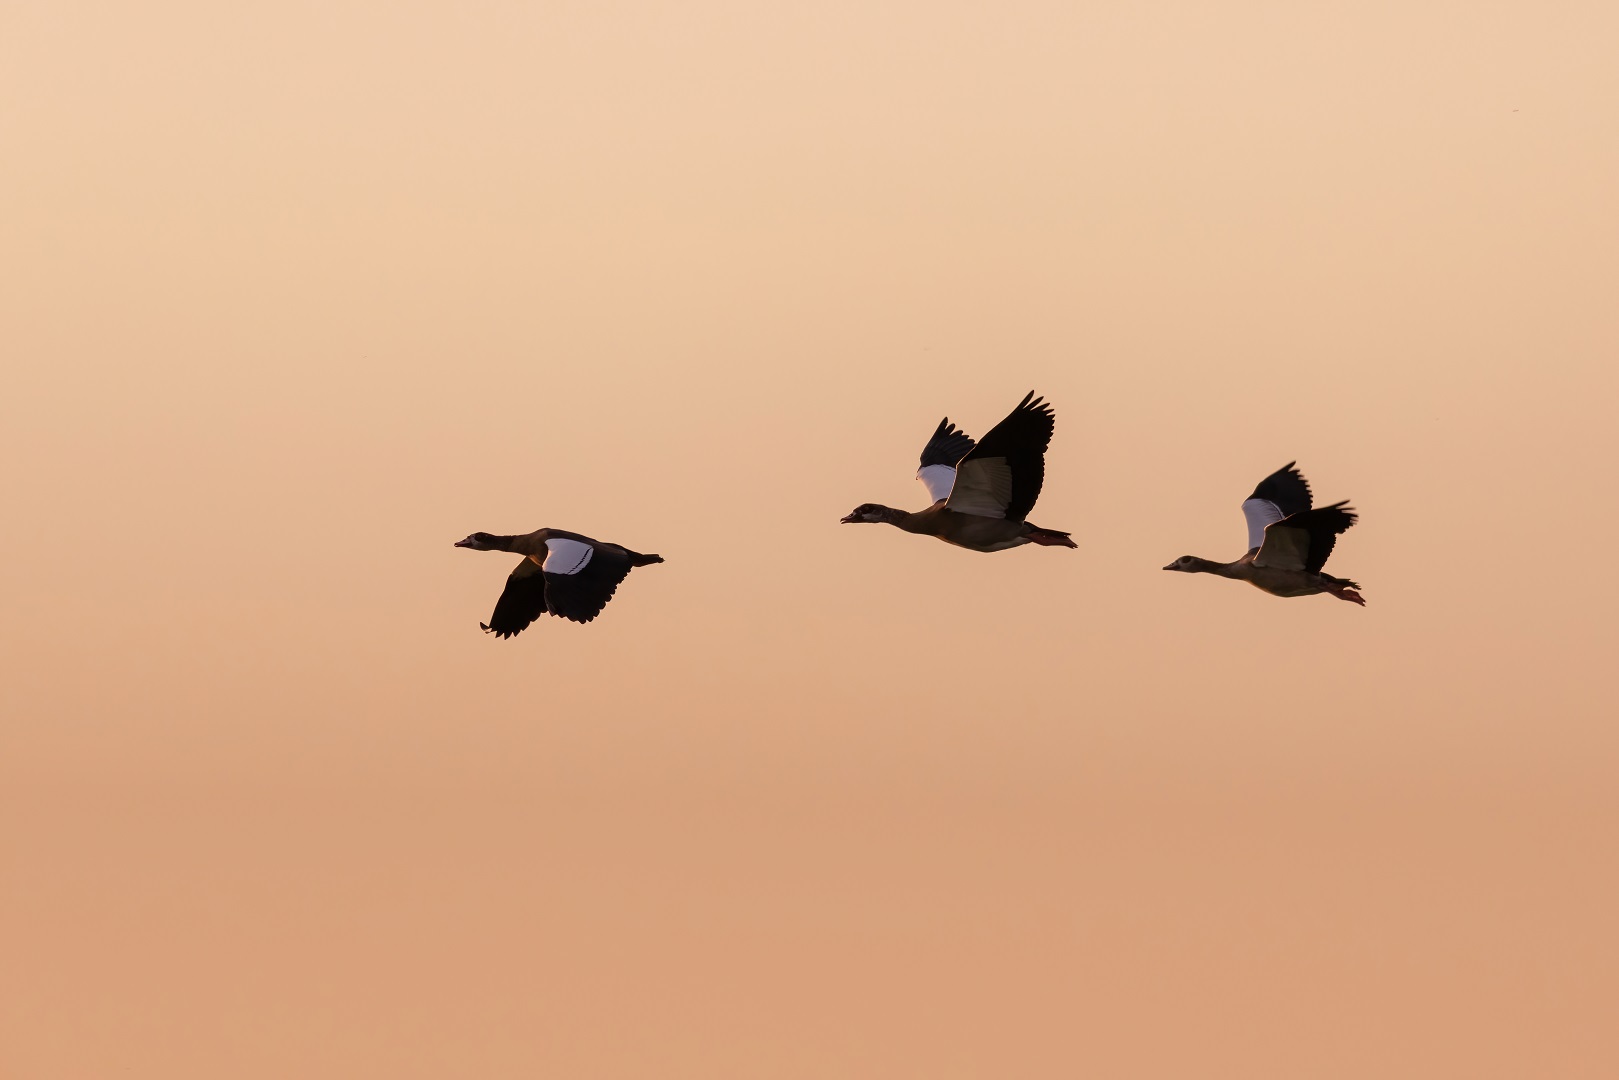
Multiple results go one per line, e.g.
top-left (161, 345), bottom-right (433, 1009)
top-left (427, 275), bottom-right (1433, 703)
top-left (1016, 390), bottom-right (1053, 415)
top-left (1250, 461), bottom-right (1314, 510)
top-left (1272, 461), bottom-right (1307, 483)
top-left (927, 417), bottom-right (974, 445)
top-left (978, 391), bottom-right (1056, 441)
top-left (1277, 503), bottom-right (1358, 528)
top-left (1325, 501), bottom-right (1359, 528)
top-left (920, 417), bottom-right (978, 467)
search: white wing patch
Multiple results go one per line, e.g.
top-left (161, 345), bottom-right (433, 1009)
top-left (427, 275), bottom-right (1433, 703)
top-left (1254, 523), bottom-right (1310, 571)
top-left (946, 456), bottom-right (1013, 519)
top-left (1241, 497), bottom-right (1285, 551)
top-left (542, 538), bottom-right (594, 575)
top-left (916, 464), bottom-right (957, 504)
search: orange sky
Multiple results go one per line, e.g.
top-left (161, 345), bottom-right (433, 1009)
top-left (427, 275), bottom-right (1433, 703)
top-left (4, 1), bottom-right (1617, 1076)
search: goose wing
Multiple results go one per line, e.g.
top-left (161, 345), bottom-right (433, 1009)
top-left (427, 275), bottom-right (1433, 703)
top-left (482, 558), bottom-right (548, 638)
top-left (1240, 462), bottom-right (1314, 552)
top-left (542, 538), bottom-right (634, 624)
top-left (1254, 502), bottom-right (1357, 572)
top-left (915, 417), bottom-right (976, 504)
top-left (945, 392), bottom-right (1055, 521)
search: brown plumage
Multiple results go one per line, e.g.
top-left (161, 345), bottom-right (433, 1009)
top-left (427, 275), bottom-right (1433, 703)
top-left (453, 528), bottom-right (663, 635)
top-left (840, 391), bottom-right (1076, 553)
top-left (1163, 463), bottom-right (1365, 605)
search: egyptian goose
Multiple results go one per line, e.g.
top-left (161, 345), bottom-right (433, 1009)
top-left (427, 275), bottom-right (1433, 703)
top-left (453, 528), bottom-right (663, 635)
top-left (840, 391), bottom-right (1076, 552)
top-left (1163, 463), bottom-right (1365, 605)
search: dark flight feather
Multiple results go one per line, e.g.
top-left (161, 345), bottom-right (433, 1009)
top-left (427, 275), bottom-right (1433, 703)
top-left (483, 560), bottom-right (548, 638)
top-left (952, 391), bottom-right (1057, 522)
top-left (1266, 501), bottom-right (1358, 573)
top-left (543, 547), bottom-right (636, 624)
top-left (1249, 462), bottom-right (1314, 518)
top-left (918, 418), bottom-right (977, 468)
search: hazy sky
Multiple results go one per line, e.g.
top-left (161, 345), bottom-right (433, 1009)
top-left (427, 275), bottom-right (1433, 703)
top-left (4, 1), bottom-right (1617, 1076)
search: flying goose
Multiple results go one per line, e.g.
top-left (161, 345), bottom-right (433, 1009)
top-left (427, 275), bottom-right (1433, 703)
top-left (1163, 463), bottom-right (1365, 605)
top-left (454, 528), bottom-right (663, 635)
top-left (840, 391), bottom-right (1076, 552)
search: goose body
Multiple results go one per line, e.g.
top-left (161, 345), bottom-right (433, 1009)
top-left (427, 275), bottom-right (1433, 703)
top-left (454, 528), bottom-right (663, 635)
top-left (1163, 463), bottom-right (1365, 605)
top-left (841, 391), bottom-right (1076, 553)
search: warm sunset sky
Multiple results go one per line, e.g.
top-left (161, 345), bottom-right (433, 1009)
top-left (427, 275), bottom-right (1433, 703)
top-left (4, 1), bottom-right (1617, 1076)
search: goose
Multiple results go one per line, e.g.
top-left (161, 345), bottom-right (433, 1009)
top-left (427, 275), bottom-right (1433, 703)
top-left (840, 391), bottom-right (1076, 552)
top-left (453, 529), bottom-right (663, 635)
top-left (1163, 463), bottom-right (1365, 605)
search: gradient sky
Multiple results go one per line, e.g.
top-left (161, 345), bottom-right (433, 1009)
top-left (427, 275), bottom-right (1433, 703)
top-left (4, 1), bottom-right (1618, 1076)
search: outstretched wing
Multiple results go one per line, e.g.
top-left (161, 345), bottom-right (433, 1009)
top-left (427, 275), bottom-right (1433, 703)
top-left (945, 392), bottom-right (1056, 521)
top-left (543, 539), bottom-right (634, 624)
top-left (1254, 502), bottom-right (1357, 572)
top-left (915, 417), bottom-right (976, 504)
top-left (483, 558), bottom-right (548, 638)
top-left (1240, 462), bottom-right (1314, 552)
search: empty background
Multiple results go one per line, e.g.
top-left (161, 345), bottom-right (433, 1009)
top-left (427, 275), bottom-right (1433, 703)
top-left (4, 1), bottom-right (1616, 1076)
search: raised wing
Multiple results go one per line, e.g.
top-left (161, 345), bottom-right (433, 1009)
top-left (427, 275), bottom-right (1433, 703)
top-left (945, 392), bottom-right (1055, 521)
top-left (1240, 462), bottom-right (1313, 551)
top-left (543, 541), bottom-right (633, 624)
top-left (1254, 502), bottom-right (1357, 572)
top-left (482, 558), bottom-right (548, 638)
top-left (915, 417), bottom-right (975, 504)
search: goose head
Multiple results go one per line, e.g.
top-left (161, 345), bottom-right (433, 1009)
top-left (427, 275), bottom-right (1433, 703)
top-left (1159, 557), bottom-right (1217, 573)
top-left (455, 532), bottom-right (501, 550)
top-left (840, 504), bottom-right (903, 525)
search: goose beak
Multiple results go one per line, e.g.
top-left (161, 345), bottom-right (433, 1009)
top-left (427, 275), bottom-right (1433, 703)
top-left (1161, 562), bottom-right (1176, 570)
top-left (454, 538), bottom-right (477, 548)
top-left (839, 513), bottom-right (857, 524)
